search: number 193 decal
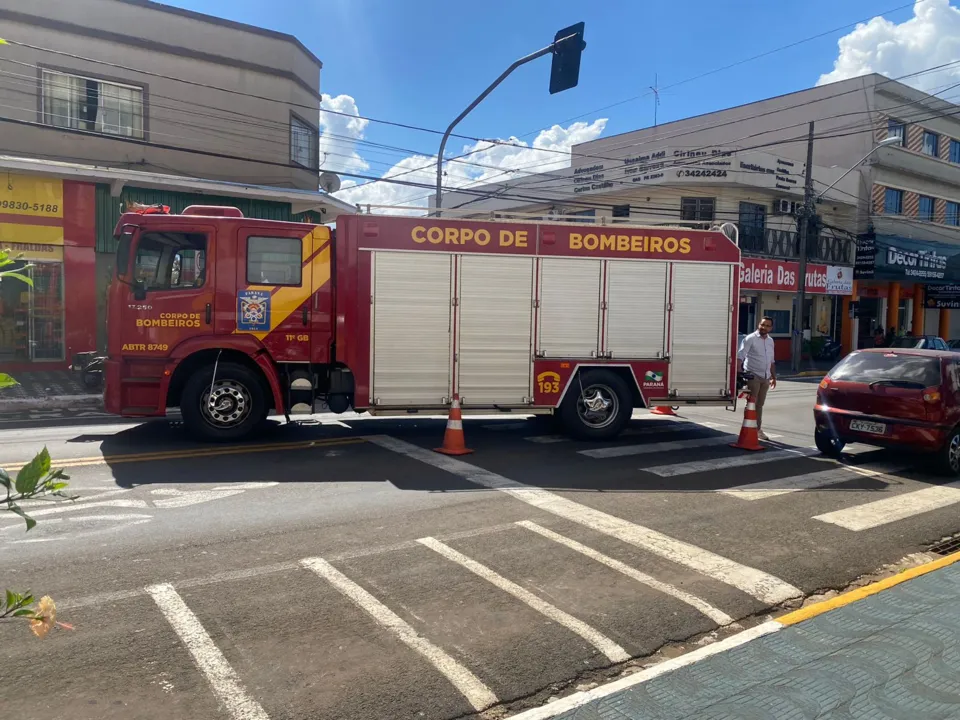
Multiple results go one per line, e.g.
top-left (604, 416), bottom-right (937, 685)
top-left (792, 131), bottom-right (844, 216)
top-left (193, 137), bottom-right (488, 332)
top-left (536, 371), bottom-right (561, 394)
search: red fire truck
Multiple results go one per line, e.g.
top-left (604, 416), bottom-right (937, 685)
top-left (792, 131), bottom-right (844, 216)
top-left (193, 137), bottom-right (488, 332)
top-left (104, 207), bottom-right (741, 441)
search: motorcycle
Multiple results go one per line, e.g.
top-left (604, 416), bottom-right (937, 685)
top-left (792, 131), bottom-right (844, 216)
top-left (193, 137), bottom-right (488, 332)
top-left (814, 338), bottom-right (842, 362)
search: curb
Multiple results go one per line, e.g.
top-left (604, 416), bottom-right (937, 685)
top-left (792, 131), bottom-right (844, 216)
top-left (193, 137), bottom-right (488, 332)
top-left (0, 393), bottom-right (103, 412)
top-left (508, 549), bottom-right (960, 719)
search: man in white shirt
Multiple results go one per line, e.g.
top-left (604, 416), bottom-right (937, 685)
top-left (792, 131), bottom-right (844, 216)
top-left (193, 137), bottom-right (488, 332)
top-left (737, 316), bottom-right (777, 440)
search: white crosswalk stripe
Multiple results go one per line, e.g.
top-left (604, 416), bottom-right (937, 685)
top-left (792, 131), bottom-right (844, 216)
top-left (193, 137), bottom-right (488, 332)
top-left (579, 435), bottom-right (738, 459)
top-left (516, 521), bottom-right (734, 626)
top-left (813, 481), bottom-right (960, 531)
top-left (719, 463), bottom-right (906, 500)
top-left (371, 435), bottom-right (802, 605)
top-left (418, 536), bottom-right (631, 663)
top-left (645, 448), bottom-right (819, 477)
top-left (301, 556), bottom-right (499, 711)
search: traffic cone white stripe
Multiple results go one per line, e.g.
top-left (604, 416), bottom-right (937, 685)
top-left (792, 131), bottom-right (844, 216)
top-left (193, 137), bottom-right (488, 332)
top-left (447, 420), bottom-right (463, 431)
top-left (745, 402), bottom-right (756, 411)
top-left (742, 419), bottom-right (758, 428)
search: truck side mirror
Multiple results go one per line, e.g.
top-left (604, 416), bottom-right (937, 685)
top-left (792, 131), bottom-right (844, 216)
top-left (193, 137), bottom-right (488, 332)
top-left (133, 279), bottom-right (147, 301)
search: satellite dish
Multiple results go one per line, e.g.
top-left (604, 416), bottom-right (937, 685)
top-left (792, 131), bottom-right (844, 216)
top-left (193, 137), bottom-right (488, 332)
top-left (319, 172), bottom-right (341, 193)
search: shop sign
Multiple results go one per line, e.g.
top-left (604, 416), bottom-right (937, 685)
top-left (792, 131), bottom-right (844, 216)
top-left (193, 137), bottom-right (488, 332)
top-left (855, 233), bottom-right (960, 283)
top-left (825, 265), bottom-right (853, 295)
top-left (925, 285), bottom-right (960, 309)
top-left (0, 173), bottom-right (63, 219)
top-left (0, 223), bottom-right (64, 261)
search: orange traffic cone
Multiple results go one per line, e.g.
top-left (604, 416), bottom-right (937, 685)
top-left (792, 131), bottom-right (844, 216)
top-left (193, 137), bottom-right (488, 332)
top-left (650, 405), bottom-right (678, 417)
top-left (435, 395), bottom-right (473, 456)
top-left (730, 394), bottom-right (764, 451)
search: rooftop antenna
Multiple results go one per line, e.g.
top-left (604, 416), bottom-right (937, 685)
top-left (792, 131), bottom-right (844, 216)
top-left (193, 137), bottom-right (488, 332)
top-left (649, 73), bottom-right (660, 127)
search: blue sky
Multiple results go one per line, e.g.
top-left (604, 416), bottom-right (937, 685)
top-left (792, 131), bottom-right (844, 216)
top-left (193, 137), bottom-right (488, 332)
top-left (159, 0), bottom-right (954, 208)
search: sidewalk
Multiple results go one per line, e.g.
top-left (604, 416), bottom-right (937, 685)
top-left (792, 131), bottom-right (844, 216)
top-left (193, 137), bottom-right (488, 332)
top-left (516, 552), bottom-right (960, 720)
top-left (0, 370), bottom-right (102, 412)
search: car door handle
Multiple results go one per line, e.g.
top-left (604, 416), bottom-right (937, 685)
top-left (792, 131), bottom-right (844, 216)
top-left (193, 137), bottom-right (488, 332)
top-left (302, 307), bottom-right (308, 325)
top-left (205, 303), bottom-right (212, 324)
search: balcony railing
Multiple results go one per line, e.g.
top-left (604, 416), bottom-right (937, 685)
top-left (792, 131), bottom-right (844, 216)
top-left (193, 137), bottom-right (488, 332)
top-left (739, 227), bottom-right (853, 264)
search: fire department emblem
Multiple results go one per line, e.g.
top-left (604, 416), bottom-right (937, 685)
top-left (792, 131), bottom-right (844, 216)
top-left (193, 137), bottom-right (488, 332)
top-left (237, 290), bottom-right (271, 331)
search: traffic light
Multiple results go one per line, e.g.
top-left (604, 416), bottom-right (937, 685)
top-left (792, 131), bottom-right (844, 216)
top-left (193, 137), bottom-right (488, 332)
top-left (549, 22), bottom-right (586, 95)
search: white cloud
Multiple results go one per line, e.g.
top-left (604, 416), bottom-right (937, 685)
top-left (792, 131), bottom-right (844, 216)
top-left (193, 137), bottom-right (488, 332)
top-left (331, 114), bottom-right (608, 215)
top-left (817, 0), bottom-right (960, 92)
top-left (318, 93), bottom-right (370, 175)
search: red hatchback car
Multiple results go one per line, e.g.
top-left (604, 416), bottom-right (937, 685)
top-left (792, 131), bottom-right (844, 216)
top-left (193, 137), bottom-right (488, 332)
top-left (814, 348), bottom-right (960, 473)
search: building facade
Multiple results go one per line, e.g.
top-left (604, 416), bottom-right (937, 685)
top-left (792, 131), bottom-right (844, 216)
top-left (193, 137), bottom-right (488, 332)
top-left (440, 73), bottom-right (960, 356)
top-left (0, 0), bottom-right (322, 190)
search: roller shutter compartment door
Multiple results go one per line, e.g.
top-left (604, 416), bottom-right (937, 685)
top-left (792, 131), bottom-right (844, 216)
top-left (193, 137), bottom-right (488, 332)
top-left (457, 255), bottom-right (534, 405)
top-left (372, 252), bottom-right (452, 406)
top-left (669, 264), bottom-right (733, 398)
top-left (538, 258), bottom-right (601, 358)
top-left (605, 261), bottom-right (667, 358)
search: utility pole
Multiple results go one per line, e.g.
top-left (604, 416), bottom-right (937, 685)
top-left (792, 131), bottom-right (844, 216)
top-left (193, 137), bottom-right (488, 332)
top-left (792, 121), bottom-right (816, 372)
top-left (650, 74), bottom-right (660, 127)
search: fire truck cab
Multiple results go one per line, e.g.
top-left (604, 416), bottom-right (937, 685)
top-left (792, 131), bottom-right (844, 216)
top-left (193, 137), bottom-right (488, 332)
top-left (105, 206), bottom-right (741, 442)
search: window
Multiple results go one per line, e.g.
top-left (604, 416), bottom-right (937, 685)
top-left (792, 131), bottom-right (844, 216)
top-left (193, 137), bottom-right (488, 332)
top-left (887, 119), bottom-right (905, 146)
top-left (612, 204), bottom-right (630, 218)
top-left (830, 351), bottom-right (942, 387)
top-left (569, 208), bottom-right (595, 223)
top-left (680, 197), bottom-right (715, 221)
top-left (763, 309), bottom-right (791, 335)
top-left (247, 236), bottom-right (302, 285)
top-left (41, 70), bottom-right (143, 138)
top-left (290, 114), bottom-right (319, 170)
top-left (922, 130), bottom-right (939, 157)
top-left (919, 195), bottom-right (935, 222)
top-left (950, 139), bottom-right (960, 164)
top-left (884, 188), bottom-right (903, 214)
top-left (134, 233), bottom-right (207, 290)
top-left (947, 201), bottom-right (960, 227)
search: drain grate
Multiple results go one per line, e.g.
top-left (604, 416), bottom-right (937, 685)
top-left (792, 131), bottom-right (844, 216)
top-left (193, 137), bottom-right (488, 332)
top-left (929, 533), bottom-right (960, 556)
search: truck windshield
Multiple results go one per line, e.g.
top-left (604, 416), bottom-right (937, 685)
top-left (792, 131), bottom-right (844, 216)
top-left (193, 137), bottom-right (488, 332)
top-left (830, 352), bottom-right (941, 387)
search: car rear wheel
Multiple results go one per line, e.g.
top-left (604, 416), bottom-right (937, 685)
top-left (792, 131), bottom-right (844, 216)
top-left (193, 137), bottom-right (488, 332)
top-left (815, 428), bottom-right (845, 457)
top-left (937, 428), bottom-right (960, 476)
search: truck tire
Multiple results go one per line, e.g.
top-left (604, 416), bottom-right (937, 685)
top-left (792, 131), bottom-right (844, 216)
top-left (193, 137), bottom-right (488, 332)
top-left (181, 362), bottom-right (267, 442)
top-left (559, 369), bottom-right (632, 441)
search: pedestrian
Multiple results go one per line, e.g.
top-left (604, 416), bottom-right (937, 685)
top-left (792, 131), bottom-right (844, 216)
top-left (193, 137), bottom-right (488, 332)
top-left (874, 327), bottom-right (885, 347)
top-left (885, 326), bottom-right (895, 346)
top-left (737, 316), bottom-right (777, 440)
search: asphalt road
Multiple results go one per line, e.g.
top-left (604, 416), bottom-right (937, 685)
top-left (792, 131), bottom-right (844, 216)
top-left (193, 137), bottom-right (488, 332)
top-left (2, 381), bottom-right (959, 720)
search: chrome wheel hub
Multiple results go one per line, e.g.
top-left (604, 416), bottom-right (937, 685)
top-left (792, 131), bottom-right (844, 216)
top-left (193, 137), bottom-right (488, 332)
top-left (202, 380), bottom-right (252, 428)
top-left (577, 384), bottom-right (619, 429)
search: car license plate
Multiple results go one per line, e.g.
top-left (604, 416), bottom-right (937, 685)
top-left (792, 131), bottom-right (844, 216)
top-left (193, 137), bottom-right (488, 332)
top-left (850, 419), bottom-right (886, 434)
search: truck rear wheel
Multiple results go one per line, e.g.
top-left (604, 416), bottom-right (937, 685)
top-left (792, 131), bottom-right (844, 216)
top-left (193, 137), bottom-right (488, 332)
top-left (559, 369), bottom-right (632, 441)
top-left (181, 362), bottom-right (267, 442)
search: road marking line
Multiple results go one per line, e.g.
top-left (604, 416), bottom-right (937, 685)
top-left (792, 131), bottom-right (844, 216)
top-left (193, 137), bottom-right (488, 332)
top-left (579, 435), bottom-right (737, 459)
top-left (146, 583), bottom-right (270, 720)
top-left (369, 435), bottom-right (800, 605)
top-left (719, 463), bottom-right (906, 500)
top-left (0, 498), bottom-right (148, 521)
top-left (507, 621), bottom-right (782, 720)
top-left (516, 522), bottom-right (734, 626)
top-left (301, 557), bottom-right (497, 711)
top-left (418, 536), bottom-right (630, 663)
top-left (645, 448), bottom-right (819, 477)
top-left (1, 436), bottom-right (365, 471)
top-left (813, 481), bottom-right (960, 531)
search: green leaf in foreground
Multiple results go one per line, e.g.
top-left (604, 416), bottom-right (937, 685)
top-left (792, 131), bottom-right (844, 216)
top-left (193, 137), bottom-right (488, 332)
top-left (15, 447), bottom-right (51, 495)
top-left (0, 373), bottom-right (18, 390)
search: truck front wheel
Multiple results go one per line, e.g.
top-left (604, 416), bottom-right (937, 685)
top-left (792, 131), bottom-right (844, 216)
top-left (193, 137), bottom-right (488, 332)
top-left (181, 362), bottom-right (267, 442)
top-left (559, 369), bottom-right (632, 441)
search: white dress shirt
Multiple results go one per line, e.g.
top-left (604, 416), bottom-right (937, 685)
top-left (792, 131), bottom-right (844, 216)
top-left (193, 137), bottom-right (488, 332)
top-left (738, 330), bottom-right (775, 379)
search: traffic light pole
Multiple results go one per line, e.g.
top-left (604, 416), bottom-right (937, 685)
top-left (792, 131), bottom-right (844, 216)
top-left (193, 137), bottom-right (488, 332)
top-left (791, 121), bottom-right (817, 372)
top-left (433, 32), bottom-right (581, 217)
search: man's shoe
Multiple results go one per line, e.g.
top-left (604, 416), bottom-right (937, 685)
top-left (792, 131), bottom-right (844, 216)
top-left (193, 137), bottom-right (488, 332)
top-left (757, 430), bottom-right (769, 441)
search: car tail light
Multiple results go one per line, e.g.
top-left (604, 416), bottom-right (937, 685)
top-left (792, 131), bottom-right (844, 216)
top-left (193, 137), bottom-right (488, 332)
top-left (923, 386), bottom-right (942, 403)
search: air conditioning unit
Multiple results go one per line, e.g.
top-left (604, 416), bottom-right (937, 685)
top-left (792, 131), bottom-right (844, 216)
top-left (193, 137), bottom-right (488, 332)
top-left (773, 198), bottom-right (796, 215)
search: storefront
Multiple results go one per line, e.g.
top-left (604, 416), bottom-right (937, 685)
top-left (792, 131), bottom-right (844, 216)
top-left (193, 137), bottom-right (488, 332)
top-left (854, 232), bottom-right (960, 344)
top-left (0, 174), bottom-right (96, 371)
top-left (740, 257), bottom-right (854, 360)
